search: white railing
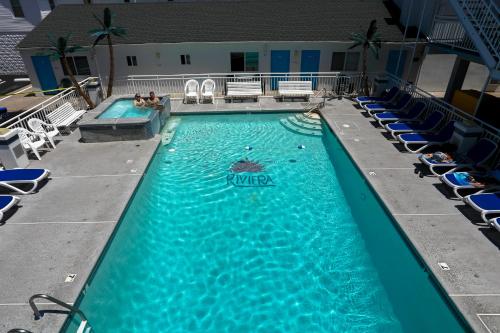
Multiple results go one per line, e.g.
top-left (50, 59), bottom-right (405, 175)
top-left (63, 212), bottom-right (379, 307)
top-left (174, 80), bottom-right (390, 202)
top-left (385, 72), bottom-right (500, 163)
top-left (112, 72), bottom-right (364, 98)
top-left (429, 15), bottom-right (476, 53)
top-left (459, 0), bottom-right (499, 67)
top-left (0, 77), bottom-right (96, 130)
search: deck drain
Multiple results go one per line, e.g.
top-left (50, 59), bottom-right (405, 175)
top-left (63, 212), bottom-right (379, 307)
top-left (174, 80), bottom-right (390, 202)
top-left (130, 169), bottom-right (138, 173)
top-left (126, 159), bottom-right (134, 164)
top-left (438, 262), bottom-right (450, 271)
top-left (342, 124), bottom-right (351, 128)
top-left (65, 274), bottom-right (76, 283)
top-left (368, 171), bottom-right (376, 176)
top-left (353, 138), bottom-right (360, 142)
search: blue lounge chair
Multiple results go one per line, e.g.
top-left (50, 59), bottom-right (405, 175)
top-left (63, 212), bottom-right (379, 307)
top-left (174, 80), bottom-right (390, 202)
top-left (490, 216), bottom-right (500, 232)
top-left (385, 111), bottom-right (444, 139)
top-left (463, 192), bottom-right (500, 223)
top-left (0, 168), bottom-right (51, 194)
top-left (418, 138), bottom-right (497, 176)
top-left (362, 93), bottom-right (412, 115)
top-left (440, 169), bottom-right (500, 198)
top-left (372, 101), bottom-right (425, 126)
top-left (397, 121), bottom-right (455, 153)
top-left (354, 87), bottom-right (399, 105)
top-left (0, 195), bottom-right (20, 221)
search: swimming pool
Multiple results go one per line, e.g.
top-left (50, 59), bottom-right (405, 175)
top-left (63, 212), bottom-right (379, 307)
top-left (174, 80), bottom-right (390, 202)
top-left (97, 99), bottom-right (153, 119)
top-left (66, 113), bottom-right (468, 332)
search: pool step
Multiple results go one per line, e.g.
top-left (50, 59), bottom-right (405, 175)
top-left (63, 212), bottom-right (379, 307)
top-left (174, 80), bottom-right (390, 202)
top-left (280, 118), bottom-right (323, 137)
top-left (161, 117), bottom-right (181, 145)
top-left (295, 113), bottom-right (322, 125)
top-left (288, 116), bottom-right (322, 131)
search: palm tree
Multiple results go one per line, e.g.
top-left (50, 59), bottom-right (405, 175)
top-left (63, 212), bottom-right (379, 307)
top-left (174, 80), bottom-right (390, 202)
top-left (89, 8), bottom-right (126, 98)
top-left (46, 34), bottom-right (95, 109)
top-left (348, 19), bottom-right (382, 96)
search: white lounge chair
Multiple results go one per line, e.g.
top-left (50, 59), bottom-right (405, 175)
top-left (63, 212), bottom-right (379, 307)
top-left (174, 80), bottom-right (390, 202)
top-left (226, 81), bottom-right (262, 102)
top-left (201, 79), bottom-right (216, 104)
top-left (184, 79), bottom-right (199, 104)
top-left (278, 81), bottom-right (314, 101)
top-left (16, 128), bottom-right (50, 160)
top-left (28, 118), bottom-right (60, 148)
top-left (47, 102), bottom-right (86, 133)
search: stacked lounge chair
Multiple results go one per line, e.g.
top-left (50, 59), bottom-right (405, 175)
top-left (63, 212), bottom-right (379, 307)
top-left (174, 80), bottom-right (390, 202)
top-left (463, 192), bottom-right (500, 225)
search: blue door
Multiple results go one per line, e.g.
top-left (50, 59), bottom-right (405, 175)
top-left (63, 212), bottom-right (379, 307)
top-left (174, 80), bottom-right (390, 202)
top-left (300, 50), bottom-right (320, 89)
top-left (270, 50), bottom-right (290, 90)
top-left (31, 56), bottom-right (58, 95)
top-left (386, 50), bottom-right (407, 78)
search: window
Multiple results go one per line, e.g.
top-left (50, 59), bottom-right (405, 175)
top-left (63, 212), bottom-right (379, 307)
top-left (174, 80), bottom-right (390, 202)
top-left (48, 0), bottom-right (56, 10)
top-left (331, 52), bottom-right (360, 71)
top-left (180, 54), bottom-right (191, 65)
top-left (126, 56), bottom-right (138, 67)
top-left (60, 56), bottom-right (91, 76)
top-left (230, 52), bottom-right (259, 72)
top-left (124, 0), bottom-right (130, 2)
top-left (10, 0), bottom-right (24, 17)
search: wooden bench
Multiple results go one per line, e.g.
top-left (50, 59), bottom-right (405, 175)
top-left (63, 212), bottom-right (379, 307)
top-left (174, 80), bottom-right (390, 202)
top-left (226, 81), bottom-right (262, 102)
top-left (278, 81), bottom-right (314, 101)
top-left (47, 102), bottom-right (86, 133)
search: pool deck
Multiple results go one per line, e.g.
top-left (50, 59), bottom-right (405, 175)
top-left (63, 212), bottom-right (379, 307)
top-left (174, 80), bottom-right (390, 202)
top-left (319, 98), bottom-right (500, 333)
top-left (0, 97), bottom-right (499, 332)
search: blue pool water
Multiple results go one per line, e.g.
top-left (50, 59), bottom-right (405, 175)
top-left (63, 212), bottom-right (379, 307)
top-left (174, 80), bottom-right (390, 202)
top-left (66, 113), bottom-right (467, 332)
top-left (97, 99), bottom-right (153, 119)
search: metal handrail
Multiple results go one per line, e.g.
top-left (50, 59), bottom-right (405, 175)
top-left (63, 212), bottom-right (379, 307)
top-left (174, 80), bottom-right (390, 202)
top-left (29, 294), bottom-right (87, 322)
top-left (304, 88), bottom-right (327, 115)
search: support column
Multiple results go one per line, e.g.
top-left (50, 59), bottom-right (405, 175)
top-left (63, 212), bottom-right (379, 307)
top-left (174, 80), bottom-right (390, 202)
top-left (444, 57), bottom-right (469, 102)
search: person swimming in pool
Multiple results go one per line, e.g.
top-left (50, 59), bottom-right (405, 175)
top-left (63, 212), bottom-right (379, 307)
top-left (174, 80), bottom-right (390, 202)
top-left (146, 91), bottom-right (161, 108)
top-left (133, 93), bottom-right (146, 108)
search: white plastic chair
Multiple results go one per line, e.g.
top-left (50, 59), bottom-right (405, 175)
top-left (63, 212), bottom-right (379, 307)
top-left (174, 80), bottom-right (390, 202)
top-left (201, 79), bottom-right (216, 104)
top-left (184, 79), bottom-right (199, 104)
top-left (16, 128), bottom-right (50, 160)
top-left (28, 118), bottom-right (60, 148)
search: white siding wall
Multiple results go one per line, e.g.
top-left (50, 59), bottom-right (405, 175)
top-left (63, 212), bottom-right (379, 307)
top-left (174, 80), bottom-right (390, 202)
top-left (20, 41), bottom-right (405, 90)
top-left (0, 0), bottom-right (41, 32)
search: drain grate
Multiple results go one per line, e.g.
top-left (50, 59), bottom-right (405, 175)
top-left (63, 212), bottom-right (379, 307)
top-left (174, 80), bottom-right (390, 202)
top-left (65, 273), bottom-right (76, 283)
top-left (438, 262), bottom-right (450, 271)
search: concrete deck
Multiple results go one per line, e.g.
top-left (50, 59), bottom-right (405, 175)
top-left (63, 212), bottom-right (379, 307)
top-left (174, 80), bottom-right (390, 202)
top-left (0, 129), bottom-right (159, 332)
top-left (1, 96), bottom-right (499, 332)
top-left (320, 98), bottom-right (500, 333)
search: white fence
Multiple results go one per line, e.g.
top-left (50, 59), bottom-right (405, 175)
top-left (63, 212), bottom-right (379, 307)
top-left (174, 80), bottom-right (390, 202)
top-left (112, 72), bottom-right (365, 98)
top-left (0, 77), bottom-right (96, 130)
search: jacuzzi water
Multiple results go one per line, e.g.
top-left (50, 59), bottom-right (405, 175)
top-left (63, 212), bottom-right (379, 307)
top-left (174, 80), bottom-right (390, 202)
top-left (65, 113), bottom-right (467, 332)
top-left (97, 99), bottom-right (153, 119)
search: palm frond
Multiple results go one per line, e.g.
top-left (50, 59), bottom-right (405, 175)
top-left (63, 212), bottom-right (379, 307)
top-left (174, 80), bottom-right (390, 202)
top-left (92, 12), bottom-right (106, 29)
top-left (368, 42), bottom-right (380, 59)
top-left (366, 19), bottom-right (378, 40)
top-left (92, 34), bottom-right (106, 47)
top-left (110, 26), bottom-right (127, 37)
top-left (348, 41), bottom-right (362, 50)
top-left (103, 8), bottom-right (112, 28)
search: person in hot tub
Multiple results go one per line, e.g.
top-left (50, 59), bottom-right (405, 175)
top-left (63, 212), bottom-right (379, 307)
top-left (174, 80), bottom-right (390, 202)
top-left (133, 93), bottom-right (146, 108)
top-left (146, 91), bottom-right (161, 108)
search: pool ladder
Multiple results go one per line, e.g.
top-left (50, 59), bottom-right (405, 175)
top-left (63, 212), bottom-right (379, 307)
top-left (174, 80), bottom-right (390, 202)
top-left (9, 294), bottom-right (91, 333)
top-left (304, 88), bottom-right (327, 116)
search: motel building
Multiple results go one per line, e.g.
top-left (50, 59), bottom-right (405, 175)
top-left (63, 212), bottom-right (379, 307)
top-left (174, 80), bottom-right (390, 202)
top-left (16, 0), bottom-right (420, 94)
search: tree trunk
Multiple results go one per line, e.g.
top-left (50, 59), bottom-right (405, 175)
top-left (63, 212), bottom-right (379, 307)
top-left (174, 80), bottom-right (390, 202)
top-left (61, 56), bottom-right (95, 109)
top-left (362, 45), bottom-right (369, 96)
top-left (106, 34), bottom-right (114, 98)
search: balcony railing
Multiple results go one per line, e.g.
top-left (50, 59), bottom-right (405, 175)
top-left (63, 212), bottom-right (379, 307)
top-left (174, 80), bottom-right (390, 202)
top-left (429, 15), bottom-right (477, 53)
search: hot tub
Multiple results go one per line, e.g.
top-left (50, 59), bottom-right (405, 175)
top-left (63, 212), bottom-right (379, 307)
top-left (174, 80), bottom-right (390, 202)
top-left (79, 96), bottom-right (170, 142)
